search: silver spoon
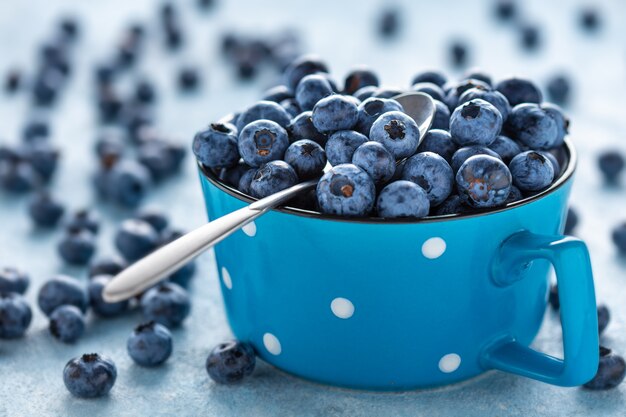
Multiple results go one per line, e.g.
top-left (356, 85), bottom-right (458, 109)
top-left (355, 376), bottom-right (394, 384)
top-left (103, 92), bottom-right (435, 302)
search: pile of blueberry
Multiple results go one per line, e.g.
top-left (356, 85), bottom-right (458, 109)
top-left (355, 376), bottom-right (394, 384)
top-left (194, 55), bottom-right (568, 219)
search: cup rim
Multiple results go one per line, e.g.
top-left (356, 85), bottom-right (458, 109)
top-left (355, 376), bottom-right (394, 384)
top-left (199, 137), bottom-right (576, 224)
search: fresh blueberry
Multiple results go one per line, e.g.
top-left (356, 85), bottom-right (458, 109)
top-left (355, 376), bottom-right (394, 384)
top-left (137, 141), bottom-right (180, 180)
top-left (548, 283), bottom-right (560, 310)
top-left (564, 207), bottom-right (579, 235)
top-left (449, 40), bottom-right (469, 67)
top-left (612, 223), bottom-right (626, 255)
top-left (343, 67), bottom-right (379, 95)
top-left (0, 292), bottom-right (32, 338)
top-left (0, 267), bottom-right (29, 294)
top-left (65, 209), bottom-right (100, 234)
top-left (541, 103), bottom-right (569, 147)
top-left (218, 161), bottom-right (252, 187)
top-left (519, 24), bottom-right (541, 50)
top-left (316, 164), bottom-right (375, 216)
top-left (192, 122), bottom-right (239, 169)
top-left (311, 95), bottom-right (359, 133)
top-left (135, 207), bottom-right (169, 233)
top-left (295, 74), bottom-right (333, 111)
top-left (283, 55), bottom-right (329, 91)
top-left (597, 150), bottom-right (624, 183)
top-left (411, 70), bottom-right (447, 87)
top-left (506, 103), bottom-right (559, 149)
top-left (262, 85), bottom-right (293, 103)
top-left (0, 161), bottom-right (40, 192)
top-left (63, 353), bottom-right (117, 398)
top-left (580, 7), bottom-right (601, 32)
top-left (4, 68), bottom-right (22, 93)
top-left (22, 118), bottom-right (50, 141)
top-left (206, 340), bottom-right (256, 384)
top-left (249, 160), bottom-right (298, 198)
top-left (372, 86), bottom-right (404, 99)
top-left (597, 305), bottom-right (610, 335)
top-left (434, 194), bottom-right (471, 216)
top-left (178, 67), bottom-right (200, 91)
top-left (495, 77), bottom-right (542, 106)
top-left (37, 275), bottom-right (88, 317)
top-left (506, 185), bottom-right (524, 203)
top-left (376, 180), bottom-right (430, 218)
top-left (28, 191), bottom-right (65, 227)
top-left (456, 155), bottom-right (512, 208)
top-left (352, 142), bottom-right (395, 184)
top-left (58, 227), bottom-right (96, 266)
top-left (353, 85), bottom-right (378, 101)
top-left (238, 120), bottom-right (289, 167)
top-left (237, 168), bottom-right (257, 195)
top-left (324, 130), bottom-right (369, 166)
top-left (458, 87), bottom-right (511, 121)
top-left (235, 100), bottom-right (292, 132)
top-left (462, 68), bottom-right (493, 87)
top-left (355, 97), bottom-right (404, 136)
top-left (127, 321), bottom-right (173, 366)
top-left (114, 219), bottom-right (160, 262)
top-left (539, 151), bottom-right (561, 177)
top-left (411, 82), bottom-right (445, 102)
top-left (24, 141), bottom-right (60, 181)
top-left (49, 305), bottom-right (85, 343)
top-left (583, 347), bottom-right (625, 390)
top-left (95, 134), bottom-right (124, 167)
top-left (88, 275), bottom-right (129, 317)
top-left (443, 78), bottom-right (492, 111)
top-left (509, 151), bottom-right (555, 192)
top-left (417, 129), bottom-right (458, 163)
top-left (98, 160), bottom-right (151, 208)
top-left (284, 140), bottom-right (326, 180)
top-left (280, 98), bottom-right (301, 118)
top-left (450, 99), bottom-right (502, 147)
top-left (431, 100), bottom-right (451, 130)
top-left (287, 111), bottom-right (327, 145)
top-left (546, 74), bottom-right (571, 105)
top-left (135, 79), bottom-right (157, 104)
top-left (369, 111), bottom-right (420, 160)
top-left (451, 146), bottom-right (501, 173)
top-left (401, 152), bottom-right (454, 206)
top-left (168, 261), bottom-right (197, 288)
top-left (494, 0), bottom-right (517, 20)
top-left (488, 135), bottom-right (522, 163)
top-left (140, 282), bottom-right (191, 328)
top-left (378, 7), bottom-right (401, 37)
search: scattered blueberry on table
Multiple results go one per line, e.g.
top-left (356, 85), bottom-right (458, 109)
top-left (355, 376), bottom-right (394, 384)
top-left (127, 321), bottom-right (173, 367)
top-left (206, 340), bottom-right (256, 384)
top-left (0, 292), bottom-right (32, 339)
top-left (583, 347), bottom-right (626, 390)
top-left (597, 150), bottom-right (624, 183)
top-left (63, 353), bottom-right (117, 398)
top-left (0, 267), bottom-right (30, 294)
top-left (140, 282), bottom-right (191, 328)
top-left (37, 275), bottom-right (88, 317)
top-left (49, 304), bottom-right (86, 343)
top-left (88, 275), bottom-right (130, 317)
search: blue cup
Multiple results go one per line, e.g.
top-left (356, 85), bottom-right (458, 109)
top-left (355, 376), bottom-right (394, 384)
top-left (198, 138), bottom-right (598, 391)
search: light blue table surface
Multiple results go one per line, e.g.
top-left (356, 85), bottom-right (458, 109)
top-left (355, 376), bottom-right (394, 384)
top-left (1, 0), bottom-right (626, 416)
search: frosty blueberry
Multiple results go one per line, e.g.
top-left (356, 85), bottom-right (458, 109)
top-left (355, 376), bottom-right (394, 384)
top-left (238, 119), bottom-right (289, 167)
top-left (316, 164), bottom-right (375, 216)
top-left (369, 111), bottom-right (420, 160)
top-left (376, 180), bottom-right (430, 218)
top-left (456, 155), bottom-right (512, 208)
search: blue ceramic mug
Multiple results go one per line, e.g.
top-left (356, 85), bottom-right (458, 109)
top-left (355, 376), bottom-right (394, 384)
top-left (198, 137), bottom-right (598, 391)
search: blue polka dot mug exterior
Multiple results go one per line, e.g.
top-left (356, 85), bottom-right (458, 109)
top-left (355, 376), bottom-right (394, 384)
top-left (198, 137), bottom-right (599, 391)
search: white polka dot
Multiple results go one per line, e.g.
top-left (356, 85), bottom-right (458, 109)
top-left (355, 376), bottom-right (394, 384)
top-left (221, 267), bottom-right (232, 290)
top-left (330, 297), bottom-right (355, 319)
top-left (242, 221), bottom-right (257, 237)
top-left (263, 333), bottom-right (281, 355)
top-left (438, 353), bottom-right (461, 373)
top-left (422, 237), bottom-right (446, 259)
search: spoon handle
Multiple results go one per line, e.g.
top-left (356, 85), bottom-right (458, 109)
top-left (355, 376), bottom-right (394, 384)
top-left (103, 179), bottom-right (317, 302)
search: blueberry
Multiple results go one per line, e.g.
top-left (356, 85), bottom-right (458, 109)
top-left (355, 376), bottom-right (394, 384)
top-left (135, 208), bottom-right (169, 232)
top-left (458, 87), bottom-right (511, 121)
top-left (548, 283), bottom-right (560, 310)
top-left (295, 74), bottom-right (333, 111)
top-left (411, 70), bottom-right (447, 87)
top-left (100, 160), bottom-right (151, 208)
top-left (89, 257), bottom-right (127, 278)
top-left (597, 305), bottom-right (610, 335)
top-left (65, 209), bottom-right (100, 234)
top-left (0, 292), bottom-right (32, 338)
top-left (49, 305), bottom-right (85, 343)
top-left (159, 228), bottom-right (184, 246)
top-left (462, 68), bottom-right (493, 87)
top-left (0, 161), bottom-right (40, 192)
top-left (506, 103), bottom-right (560, 149)
top-left (539, 151), bottom-right (561, 177)
top-left (494, 0), bottom-right (517, 20)
top-left (451, 146), bottom-right (501, 173)
top-left (456, 155), bottom-right (512, 208)
top-left (137, 141), bottom-right (181, 180)
top-left (583, 347), bottom-right (625, 390)
top-left (431, 100), bottom-right (451, 130)
top-left (262, 85), bottom-right (293, 103)
top-left (218, 161), bottom-right (252, 187)
top-left (546, 75), bottom-right (571, 105)
top-left (237, 168), bottom-right (257, 195)
top-left (24, 141), bottom-right (60, 181)
top-left (22, 118), bottom-right (50, 142)
top-left (488, 135), bottom-right (522, 163)
top-left (127, 321), bottom-right (173, 366)
top-left (95, 134), bottom-right (124, 167)
top-left (206, 340), bottom-right (256, 384)
top-left (28, 191), bottom-right (65, 227)
top-left (372, 86), bottom-right (404, 99)
top-left (411, 82), bottom-right (445, 102)
top-left (114, 219), bottom-right (160, 262)
top-left (178, 67), bottom-right (200, 91)
top-left (287, 111), bottom-right (328, 145)
top-left (564, 207), bottom-right (579, 235)
top-left (369, 111), bottom-right (420, 160)
top-left (612, 223), bottom-right (626, 255)
top-left (168, 261), bottom-right (197, 288)
top-left (63, 353), bottom-right (117, 398)
top-left (284, 140), bottom-right (327, 180)
top-left (506, 185), bottom-right (524, 203)
top-left (401, 152), bottom-right (454, 206)
top-left (192, 122), bottom-right (239, 169)
top-left (283, 55), bottom-right (329, 91)
top-left (4, 68), bottom-right (22, 93)
top-left (355, 97), bottom-right (404, 136)
top-left (378, 7), bottom-right (401, 38)
top-left (509, 151), bottom-right (554, 192)
top-left (376, 180), bottom-right (430, 218)
top-left (434, 194), bottom-right (471, 216)
top-left (541, 103), bottom-right (569, 147)
top-left (311, 95), bottom-right (359, 133)
top-left (135, 80), bottom-right (157, 104)
top-left (0, 267), bottom-right (29, 294)
top-left (580, 7), bottom-right (601, 32)
top-left (58, 227), bottom-right (97, 266)
top-left (519, 24), bottom-right (541, 50)
top-left (417, 129), bottom-right (458, 163)
top-left (597, 150), bottom-right (624, 183)
top-left (238, 120), bottom-right (289, 167)
top-left (450, 99), bottom-right (502, 147)
top-left (235, 100), bottom-right (292, 132)
top-left (280, 98), bottom-right (301, 118)
top-left (316, 164), bottom-right (375, 216)
top-left (343, 67), bottom-right (379, 95)
top-left (88, 275), bottom-right (129, 317)
top-left (443, 78), bottom-right (491, 111)
top-left (353, 85), bottom-right (378, 101)
top-left (495, 77), bottom-right (542, 106)
top-left (324, 130), bottom-right (368, 166)
top-left (449, 40), bottom-right (469, 67)
top-left (352, 142), bottom-right (396, 184)
top-left (249, 160), bottom-right (298, 198)
top-left (140, 282), bottom-right (191, 328)
top-left (38, 275), bottom-right (88, 317)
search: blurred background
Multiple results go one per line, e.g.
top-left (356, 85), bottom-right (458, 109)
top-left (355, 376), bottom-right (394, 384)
top-left (1, 0), bottom-right (626, 416)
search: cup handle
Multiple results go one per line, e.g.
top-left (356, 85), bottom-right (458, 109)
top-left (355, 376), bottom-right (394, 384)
top-left (481, 231), bottom-right (599, 386)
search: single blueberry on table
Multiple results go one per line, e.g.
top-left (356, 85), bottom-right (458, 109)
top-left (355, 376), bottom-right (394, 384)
top-left (352, 141), bottom-right (396, 184)
top-left (402, 152), bottom-right (454, 206)
top-left (24, 141), bottom-right (60, 182)
top-left (411, 70), bottom-right (447, 88)
top-left (458, 86), bottom-right (511, 121)
top-left (0, 292), bottom-right (32, 339)
top-left (283, 55), bottom-right (329, 91)
top-left (0, 161), bottom-right (40, 193)
top-left (88, 256), bottom-right (127, 278)
top-left (178, 67), bottom-right (200, 91)
top-left (411, 82), bottom-right (445, 102)
top-left (564, 207), bottom-right (579, 235)
top-left (431, 99), bottom-right (451, 130)
top-left (548, 283), bottom-right (560, 310)
top-left (612, 223), bottom-right (626, 255)
top-left (88, 275), bottom-right (129, 317)
top-left (99, 160), bottom-right (152, 208)
top-left (140, 282), bottom-right (191, 328)
top-left (324, 130), bottom-right (369, 166)
top-left (262, 85), bottom-right (293, 103)
top-left (0, 267), bottom-right (30, 294)
top-left (65, 208), bottom-right (99, 234)
top-left (311, 95), bottom-right (359, 133)
top-left (29, 191), bottom-right (65, 227)
top-left (316, 164), bottom-right (376, 216)
top-left (22, 118), bottom-right (50, 141)
top-left (579, 7), bottom-right (601, 32)
top-left (495, 77), bottom-right (542, 106)
top-left (168, 261), bottom-right (197, 288)
top-left (355, 97), bottom-right (404, 136)
top-left (249, 160), bottom-right (298, 198)
top-left (135, 79), bottom-right (157, 104)
top-left (284, 139), bottom-right (326, 180)
top-left (114, 219), bottom-right (160, 262)
top-left (434, 194), bottom-right (471, 216)
top-left (519, 24), bottom-right (541, 50)
top-left (369, 111), bottom-right (420, 160)
top-left (238, 119), bottom-right (289, 167)
top-left (488, 135), bottom-right (522, 164)
top-left (206, 340), bottom-right (256, 384)
top-left (295, 74), bottom-right (333, 111)
top-left (494, 0), bottom-right (517, 20)
top-left (449, 40), bottom-right (469, 67)
top-left (287, 111), bottom-right (328, 145)
top-left (597, 150), bottom-right (624, 183)
top-left (127, 321), bottom-right (173, 367)
top-left (456, 155), bottom-right (512, 208)
top-left (546, 75), bottom-right (571, 105)
top-left (506, 103), bottom-right (560, 150)
top-left (450, 99), bottom-right (502, 147)
top-left (583, 347), bottom-right (625, 390)
top-left (597, 305), bottom-right (610, 335)
top-left (136, 207), bottom-right (169, 232)
top-left (58, 227), bottom-right (97, 266)
top-left (235, 100), bottom-right (292, 132)
top-left (343, 67), bottom-right (379, 95)
top-left (451, 146), bottom-right (501, 173)
top-left (37, 275), bottom-right (88, 317)
top-left (49, 305), bottom-right (85, 343)
top-left (509, 151), bottom-right (555, 192)
top-left (376, 180), bottom-right (430, 218)
top-left (417, 129), bottom-right (457, 163)
top-left (192, 122), bottom-right (239, 169)
top-left (63, 353), bottom-right (117, 398)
